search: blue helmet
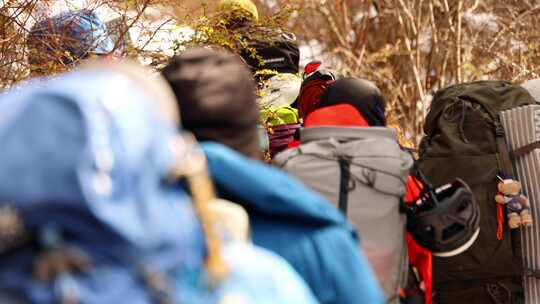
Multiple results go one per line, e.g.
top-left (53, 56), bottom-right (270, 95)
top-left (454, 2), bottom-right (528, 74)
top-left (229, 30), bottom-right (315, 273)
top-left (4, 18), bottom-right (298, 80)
top-left (27, 9), bottom-right (114, 65)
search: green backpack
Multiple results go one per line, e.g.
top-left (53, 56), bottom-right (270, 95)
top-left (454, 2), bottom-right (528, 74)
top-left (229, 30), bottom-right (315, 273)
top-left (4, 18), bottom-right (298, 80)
top-left (260, 106), bottom-right (299, 126)
top-left (417, 80), bottom-right (535, 303)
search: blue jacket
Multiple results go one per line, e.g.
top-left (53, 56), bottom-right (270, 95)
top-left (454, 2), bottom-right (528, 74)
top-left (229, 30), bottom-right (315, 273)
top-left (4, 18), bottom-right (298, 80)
top-left (201, 142), bottom-right (385, 304)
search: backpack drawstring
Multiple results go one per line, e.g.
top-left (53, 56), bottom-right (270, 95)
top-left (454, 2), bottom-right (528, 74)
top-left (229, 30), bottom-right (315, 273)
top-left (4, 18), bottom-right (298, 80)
top-left (459, 100), bottom-right (470, 144)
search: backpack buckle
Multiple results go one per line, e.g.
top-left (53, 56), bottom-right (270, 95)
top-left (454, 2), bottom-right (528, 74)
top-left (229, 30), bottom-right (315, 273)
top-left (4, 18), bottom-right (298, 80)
top-left (525, 268), bottom-right (540, 279)
top-left (495, 124), bottom-right (505, 137)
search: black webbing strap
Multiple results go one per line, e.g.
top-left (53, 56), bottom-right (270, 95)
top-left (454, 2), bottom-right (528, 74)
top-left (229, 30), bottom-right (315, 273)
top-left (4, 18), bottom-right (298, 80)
top-left (338, 157), bottom-right (351, 215)
top-left (525, 268), bottom-right (540, 279)
top-left (495, 120), bottom-right (515, 179)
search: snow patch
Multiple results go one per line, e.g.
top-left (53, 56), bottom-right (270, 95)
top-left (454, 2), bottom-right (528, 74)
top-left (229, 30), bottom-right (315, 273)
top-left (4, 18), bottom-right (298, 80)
top-left (464, 12), bottom-right (498, 32)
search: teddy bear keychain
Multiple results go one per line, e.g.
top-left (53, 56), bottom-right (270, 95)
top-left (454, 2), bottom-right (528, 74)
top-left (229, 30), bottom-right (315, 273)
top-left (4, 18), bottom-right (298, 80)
top-left (495, 176), bottom-right (533, 231)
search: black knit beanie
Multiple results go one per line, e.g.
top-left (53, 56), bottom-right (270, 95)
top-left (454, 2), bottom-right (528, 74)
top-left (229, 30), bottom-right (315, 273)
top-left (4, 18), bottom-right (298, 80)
top-left (162, 48), bottom-right (261, 159)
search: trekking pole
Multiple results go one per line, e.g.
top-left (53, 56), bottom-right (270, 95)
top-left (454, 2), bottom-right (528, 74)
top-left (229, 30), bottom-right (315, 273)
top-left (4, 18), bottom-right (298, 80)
top-left (169, 133), bottom-right (229, 285)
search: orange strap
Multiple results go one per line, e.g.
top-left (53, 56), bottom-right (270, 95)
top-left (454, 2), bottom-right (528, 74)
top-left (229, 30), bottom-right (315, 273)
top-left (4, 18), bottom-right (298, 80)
top-left (497, 203), bottom-right (504, 240)
top-left (399, 288), bottom-right (407, 299)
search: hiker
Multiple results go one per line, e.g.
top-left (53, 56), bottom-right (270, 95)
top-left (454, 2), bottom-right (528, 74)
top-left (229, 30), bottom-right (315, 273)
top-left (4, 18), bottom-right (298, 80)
top-left (417, 80), bottom-right (536, 303)
top-left (218, 0), bottom-right (300, 77)
top-left (0, 61), bottom-right (319, 304)
top-left (26, 9), bottom-right (117, 76)
top-left (258, 61), bottom-right (337, 159)
top-left (217, 0), bottom-right (304, 159)
top-left (162, 47), bottom-right (385, 304)
top-left (275, 76), bottom-right (481, 304)
top-left (259, 73), bottom-right (302, 159)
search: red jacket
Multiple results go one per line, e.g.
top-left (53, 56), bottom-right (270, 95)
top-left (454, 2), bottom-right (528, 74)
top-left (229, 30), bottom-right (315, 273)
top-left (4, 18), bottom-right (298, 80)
top-left (404, 176), bottom-right (433, 304)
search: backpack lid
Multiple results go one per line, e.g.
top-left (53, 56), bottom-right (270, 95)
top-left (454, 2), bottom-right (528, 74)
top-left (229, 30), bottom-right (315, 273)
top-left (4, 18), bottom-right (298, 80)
top-left (240, 30), bottom-right (300, 74)
top-left (423, 80), bottom-right (535, 136)
top-left (260, 106), bottom-right (299, 125)
top-left (297, 126), bottom-right (411, 198)
top-left (259, 73), bottom-right (301, 109)
top-left (300, 126), bottom-right (398, 143)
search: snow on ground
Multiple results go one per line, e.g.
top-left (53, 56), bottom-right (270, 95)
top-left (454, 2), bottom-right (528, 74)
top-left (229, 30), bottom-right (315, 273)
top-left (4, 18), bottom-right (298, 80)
top-left (299, 39), bottom-right (344, 71)
top-left (463, 11), bottom-right (498, 33)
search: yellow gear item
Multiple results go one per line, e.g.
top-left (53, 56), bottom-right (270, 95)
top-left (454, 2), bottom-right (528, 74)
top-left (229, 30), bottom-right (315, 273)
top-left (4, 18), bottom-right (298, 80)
top-left (218, 0), bottom-right (259, 22)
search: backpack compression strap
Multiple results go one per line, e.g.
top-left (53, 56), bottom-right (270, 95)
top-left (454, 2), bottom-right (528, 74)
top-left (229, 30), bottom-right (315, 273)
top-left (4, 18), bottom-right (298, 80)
top-left (338, 157), bottom-right (351, 215)
top-left (495, 119), bottom-right (515, 178)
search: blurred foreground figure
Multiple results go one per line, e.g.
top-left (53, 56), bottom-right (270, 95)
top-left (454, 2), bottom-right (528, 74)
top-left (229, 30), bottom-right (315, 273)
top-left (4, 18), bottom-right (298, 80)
top-left (162, 48), bottom-right (385, 304)
top-left (26, 9), bottom-right (116, 76)
top-left (0, 61), bottom-right (318, 304)
top-left (162, 47), bottom-right (262, 160)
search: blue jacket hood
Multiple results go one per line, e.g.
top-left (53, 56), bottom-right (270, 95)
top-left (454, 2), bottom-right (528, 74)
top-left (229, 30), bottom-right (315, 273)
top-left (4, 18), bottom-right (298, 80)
top-left (201, 142), bottom-right (356, 234)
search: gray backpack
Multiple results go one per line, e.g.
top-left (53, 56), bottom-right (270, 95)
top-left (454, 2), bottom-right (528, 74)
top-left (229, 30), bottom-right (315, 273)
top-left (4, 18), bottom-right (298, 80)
top-left (274, 126), bottom-right (413, 302)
